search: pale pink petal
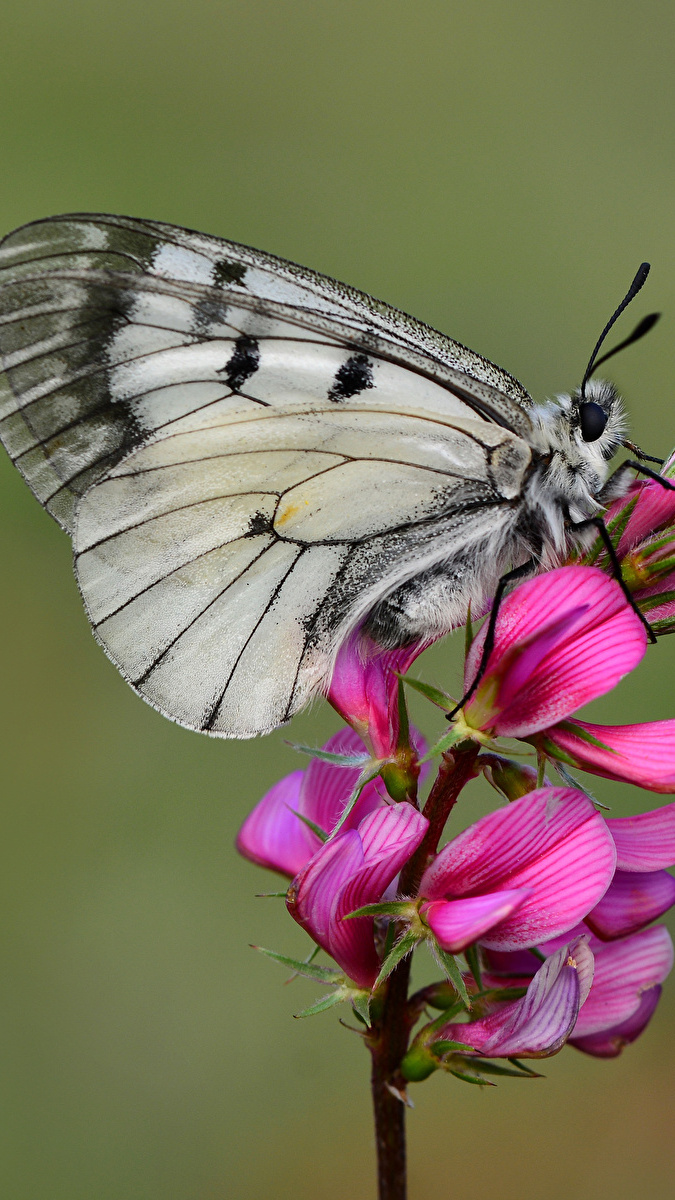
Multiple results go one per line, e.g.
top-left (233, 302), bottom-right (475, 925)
top-left (540, 720), bottom-right (675, 793)
top-left (572, 925), bottom-right (674, 1038)
top-left (464, 567), bottom-right (646, 737)
top-left (421, 890), bottom-right (531, 952)
top-left (571, 986), bottom-right (662, 1057)
top-left (586, 869), bottom-right (675, 939)
top-left (329, 804), bottom-right (428, 987)
top-left (441, 938), bottom-right (593, 1058)
top-left (606, 803), bottom-right (675, 870)
top-left (236, 770), bottom-right (316, 877)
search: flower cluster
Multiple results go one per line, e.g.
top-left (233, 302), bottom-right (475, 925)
top-left (237, 463), bottom-right (675, 1084)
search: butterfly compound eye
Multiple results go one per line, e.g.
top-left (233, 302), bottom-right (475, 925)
top-left (579, 400), bottom-right (608, 442)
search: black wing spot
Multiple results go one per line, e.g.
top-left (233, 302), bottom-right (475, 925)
top-left (220, 334), bottom-right (260, 391)
top-left (246, 510), bottom-right (273, 536)
top-left (213, 259), bottom-right (247, 288)
top-left (328, 352), bottom-right (374, 402)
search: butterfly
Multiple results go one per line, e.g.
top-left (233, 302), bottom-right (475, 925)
top-left (0, 214), bottom-right (660, 737)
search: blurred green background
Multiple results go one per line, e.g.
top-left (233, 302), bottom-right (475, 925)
top-left (1, 1), bottom-right (675, 1196)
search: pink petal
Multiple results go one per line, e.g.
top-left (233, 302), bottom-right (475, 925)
top-left (288, 830), bottom-right (365, 954)
top-left (420, 787), bottom-right (612, 897)
top-left (236, 770), bottom-right (317, 877)
top-left (464, 567), bottom-right (646, 737)
top-left (606, 803), bottom-right (675, 870)
top-left (572, 925), bottom-right (673, 1038)
top-left (421, 889), bottom-right (531, 952)
top-left (571, 986), bottom-right (663, 1057)
top-left (441, 938), bottom-right (593, 1058)
top-left (540, 720), bottom-right (675, 793)
top-left (585, 869), bottom-right (675, 939)
top-left (327, 630), bottom-right (427, 758)
top-left (329, 804), bottom-right (428, 987)
top-left (301, 729), bottom-right (384, 834)
top-left (617, 480), bottom-right (675, 555)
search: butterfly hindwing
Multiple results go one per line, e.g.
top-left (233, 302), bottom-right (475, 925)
top-left (73, 403), bottom-right (531, 736)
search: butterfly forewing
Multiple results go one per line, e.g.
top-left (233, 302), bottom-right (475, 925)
top-left (0, 213), bottom-right (537, 736)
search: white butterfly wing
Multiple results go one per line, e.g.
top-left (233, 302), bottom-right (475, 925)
top-left (0, 214), bottom-right (536, 736)
top-left (74, 403), bottom-right (531, 737)
top-left (0, 213), bottom-right (534, 529)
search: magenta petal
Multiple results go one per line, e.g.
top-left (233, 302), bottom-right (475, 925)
top-left (586, 869), bottom-right (675, 939)
top-left (329, 804), bottom-right (428, 988)
top-left (606, 803), bottom-right (675, 869)
top-left (572, 925), bottom-right (674, 1038)
top-left (288, 831), bottom-right (365, 954)
top-left (301, 729), bottom-right (383, 834)
top-left (441, 937), bottom-right (593, 1058)
top-left (327, 630), bottom-right (427, 758)
top-left (542, 720), bottom-right (675, 793)
top-left (617, 477), bottom-right (675, 554)
top-left (236, 770), bottom-right (318, 877)
top-left (571, 986), bottom-right (663, 1057)
top-left (422, 890), bottom-right (531, 952)
top-left (464, 567), bottom-right (646, 737)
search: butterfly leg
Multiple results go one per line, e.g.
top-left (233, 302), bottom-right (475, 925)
top-left (567, 513), bottom-right (657, 643)
top-left (446, 558), bottom-right (536, 721)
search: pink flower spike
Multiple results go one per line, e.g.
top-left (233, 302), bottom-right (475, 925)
top-left (421, 890), bottom-right (531, 953)
top-left (570, 925), bottom-right (673, 1040)
top-left (585, 869), bottom-right (675, 940)
top-left (288, 803), bottom-right (428, 988)
top-left (327, 629), bottom-right (427, 760)
top-left (463, 566), bottom-right (646, 738)
top-left (606, 803), bottom-right (675, 870)
top-left (419, 788), bottom-right (616, 951)
top-left (538, 719), bottom-right (675, 793)
top-left (440, 937), bottom-right (594, 1059)
top-left (571, 986), bottom-right (663, 1058)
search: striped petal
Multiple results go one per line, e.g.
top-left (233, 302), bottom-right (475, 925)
top-left (440, 938), bottom-right (593, 1058)
top-left (586, 869), bottom-right (675, 939)
top-left (539, 720), bottom-right (675, 793)
top-left (421, 889), bottom-right (531, 953)
top-left (464, 567), bottom-right (646, 737)
top-left (606, 803), bottom-right (675, 870)
top-left (236, 769), bottom-right (316, 877)
top-left (571, 925), bottom-right (674, 1038)
top-left (571, 986), bottom-right (663, 1057)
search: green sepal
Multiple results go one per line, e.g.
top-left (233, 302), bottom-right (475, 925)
top-left (447, 1066), bottom-right (495, 1087)
top-left (428, 942), bottom-right (472, 1010)
top-left (289, 809), bottom-right (329, 843)
top-left (294, 990), bottom-right (347, 1018)
top-left (329, 765), bottom-right (383, 838)
top-left (419, 724), bottom-right (468, 764)
top-left (422, 982), bottom-right (467, 1012)
top-left (466, 1058), bottom-right (543, 1078)
top-left (289, 743), bottom-right (370, 768)
top-left (251, 945), bottom-right (341, 983)
top-left (551, 762), bottom-right (608, 809)
top-left (351, 991), bottom-right (372, 1027)
top-left (400, 1044), bottom-right (439, 1082)
top-left (551, 720), bottom-right (618, 754)
top-left (465, 943), bottom-right (482, 989)
top-left (430, 1038), bottom-right (477, 1056)
top-left (508, 1057), bottom-right (543, 1076)
top-left (398, 674), bottom-right (456, 711)
top-left (344, 900), bottom-right (416, 920)
top-left (373, 930), bottom-right (422, 989)
top-left (255, 891), bottom-right (288, 898)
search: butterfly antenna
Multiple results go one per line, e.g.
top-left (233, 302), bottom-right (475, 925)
top-left (580, 262), bottom-right (655, 400)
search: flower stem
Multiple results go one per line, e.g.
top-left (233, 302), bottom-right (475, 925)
top-left (368, 740), bottom-right (480, 1199)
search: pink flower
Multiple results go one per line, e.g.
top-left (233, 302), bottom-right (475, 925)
top-left (462, 566), bottom-right (646, 738)
top-left (287, 803), bottom-right (428, 988)
top-left (459, 565), bottom-right (675, 793)
top-left (593, 452), bottom-right (675, 634)
top-left (236, 729), bottom-right (385, 877)
top-left (327, 629), bottom-right (427, 761)
top-left (418, 787), bottom-right (616, 952)
top-left (439, 937), bottom-right (595, 1058)
top-left (585, 803), bottom-right (675, 939)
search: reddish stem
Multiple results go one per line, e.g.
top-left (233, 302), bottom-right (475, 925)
top-left (368, 741), bottom-right (480, 1200)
